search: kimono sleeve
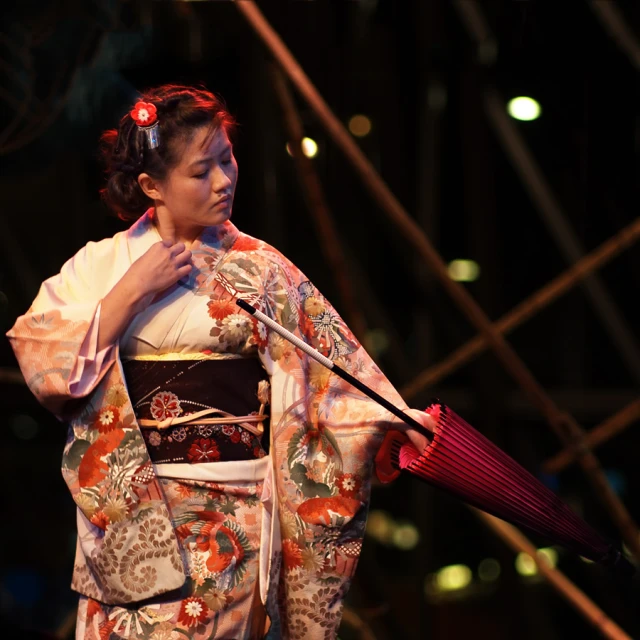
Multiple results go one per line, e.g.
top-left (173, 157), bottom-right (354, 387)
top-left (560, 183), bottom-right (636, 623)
top-left (261, 256), bottom-right (412, 637)
top-left (6, 241), bottom-right (118, 417)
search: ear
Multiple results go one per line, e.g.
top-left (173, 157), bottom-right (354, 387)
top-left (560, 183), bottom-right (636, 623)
top-left (138, 173), bottom-right (163, 200)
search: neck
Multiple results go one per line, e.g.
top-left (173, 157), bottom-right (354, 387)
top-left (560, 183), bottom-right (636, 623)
top-left (151, 209), bottom-right (202, 248)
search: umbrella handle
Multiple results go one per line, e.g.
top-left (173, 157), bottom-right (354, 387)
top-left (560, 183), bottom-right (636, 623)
top-left (236, 299), bottom-right (433, 440)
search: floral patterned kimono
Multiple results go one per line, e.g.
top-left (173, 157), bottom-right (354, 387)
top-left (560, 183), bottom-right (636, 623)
top-left (7, 211), bottom-right (413, 639)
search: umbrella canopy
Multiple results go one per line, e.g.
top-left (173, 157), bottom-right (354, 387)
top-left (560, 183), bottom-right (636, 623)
top-left (376, 402), bottom-right (634, 577)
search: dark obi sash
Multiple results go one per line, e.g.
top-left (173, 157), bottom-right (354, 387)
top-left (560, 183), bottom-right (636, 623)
top-left (122, 358), bottom-right (270, 464)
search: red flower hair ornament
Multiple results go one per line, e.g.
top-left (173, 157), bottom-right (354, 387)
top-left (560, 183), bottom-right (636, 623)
top-left (130, 101), bottom-right (160, 149)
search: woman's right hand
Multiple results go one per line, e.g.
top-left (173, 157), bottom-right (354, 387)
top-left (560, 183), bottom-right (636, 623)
top-left (97, 240), bottom-right (192, 351)
top-left (124, 239), bottom-right (193, 300)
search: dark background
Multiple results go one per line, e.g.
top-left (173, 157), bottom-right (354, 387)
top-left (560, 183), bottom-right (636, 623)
top-left (0, 0), bottom-right (639, 638)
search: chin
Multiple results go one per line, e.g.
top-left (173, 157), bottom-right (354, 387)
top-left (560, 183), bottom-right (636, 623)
top-left (206, 209), bottom-right (231, 226)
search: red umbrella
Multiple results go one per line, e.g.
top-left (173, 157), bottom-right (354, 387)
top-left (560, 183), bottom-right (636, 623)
top-left (237, 299), bottom-right (634, 577)
top-left (376, 402), bottom-right (633, 576)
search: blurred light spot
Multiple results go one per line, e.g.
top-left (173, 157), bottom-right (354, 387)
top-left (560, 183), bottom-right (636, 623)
top-left (286, 137), bottom-right (318, 158)
top-left (537, 547), bottom-right (558, 568)
top-left (515, 552), bottom-right (538, 576)
top-left (580, 556), bottom-right (595, 564)
top-left (348, 114), bottom-right (372, 137)
top-left (507, 96), bottom-right (542, 121)
top-left (478, 558), bottom-right (501, 582)
top-left (10, 414), bottom-right (38, 440)
top-left (435, 564), bottom-right (472, 592)
top-left (302, 138), bottom-right (318, 158)
top-left (392, 522), bottom-right (420, 550)
top-left (366, 510), bottom-right (395, 544)
top-left (364, 328), bottom-right (389, 357)
top-left (447, 259), bottom-right (480, 282)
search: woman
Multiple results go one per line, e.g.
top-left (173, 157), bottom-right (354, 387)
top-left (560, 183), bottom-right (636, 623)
top-left (7, 84), bottom-right (432, 639)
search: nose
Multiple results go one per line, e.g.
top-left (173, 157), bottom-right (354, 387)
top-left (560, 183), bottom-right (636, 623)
top-left (212, 165), bottom-right (233, 193)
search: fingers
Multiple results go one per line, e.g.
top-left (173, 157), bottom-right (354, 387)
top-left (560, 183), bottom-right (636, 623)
top-left (406, 428), bottom-right (430, 453)
top-left (177, 264), bottom-right (193, 278)
top-left (168, 241), bottom-right (186, 256)
top-left (399, 408), bottom-right (436, 433)
top-left (156, 239), bottom-right (186, 255)
top-left (397, 409), bottom-right (434, 454)
top-left (174, 247), bottom-right (192, 265)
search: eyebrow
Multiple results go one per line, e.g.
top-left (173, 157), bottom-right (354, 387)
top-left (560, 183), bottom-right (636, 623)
top-left (189, 145), bottom-right (232, 169)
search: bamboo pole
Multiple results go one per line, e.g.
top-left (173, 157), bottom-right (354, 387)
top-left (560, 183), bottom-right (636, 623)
top-left (401, 218), bottom-right (640, 398)
top-left (590, 0), bottom-right (640, 71)
top-left (483, 88), bottom-right (640, 384)
top-left (475, 509), bottom-right (633, 640)
top-left (450, 0), bottom-right (640, 384)
top-left (544, 398), bottom-right (640, 474)
top-left (235, 0), bottom-right (640, 560)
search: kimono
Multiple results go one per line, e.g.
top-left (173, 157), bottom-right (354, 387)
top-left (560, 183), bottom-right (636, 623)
top-left (7, 211), bottom-right (413, 639)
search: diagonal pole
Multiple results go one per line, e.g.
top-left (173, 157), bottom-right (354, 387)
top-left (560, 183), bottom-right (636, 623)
top-left (543, 398), bottom-right (640, 474)
top-left (590, 0), bottom-right (640, 71)
top-left (451, 0), bottom-right (640, 384)
top-left (401, 218), bottom-right (640, 398)
top-left (483, 88), bottom-right (640, 384)
top-left (475, 509), bottom-right (633, 640)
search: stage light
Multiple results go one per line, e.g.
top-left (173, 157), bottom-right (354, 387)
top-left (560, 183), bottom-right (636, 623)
top-left (478, 558), bottom-right (501, 582)
top-left (507, 96), bottom-right (542, 121)
top-left (348, 114), bottom-right (372, 137)
top-left (286, 137), bottom-right (318, 158)
top-left (435, 564), bottom-right (472, 591)
top-left (447, 259), bottom-right (480, 282)
top-left (515, 547), bottom-right (558, 577)
top-left (302, 137), bottom-right (318, 157)
top-left (392, 521), bottom-right (420, 550)
top-left (515, 552), bottom-right (537, 576)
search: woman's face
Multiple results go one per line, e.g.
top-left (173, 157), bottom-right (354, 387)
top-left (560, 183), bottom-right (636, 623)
top-left (153, 124), bottom-right (238, 233)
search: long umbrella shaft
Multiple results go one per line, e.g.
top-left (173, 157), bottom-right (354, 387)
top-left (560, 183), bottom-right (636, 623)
top-left (236, 299), bottom-right (433, 440)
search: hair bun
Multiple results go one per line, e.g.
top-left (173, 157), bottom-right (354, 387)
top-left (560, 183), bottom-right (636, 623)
top-left (112, 160), bottom-right (143, 175)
